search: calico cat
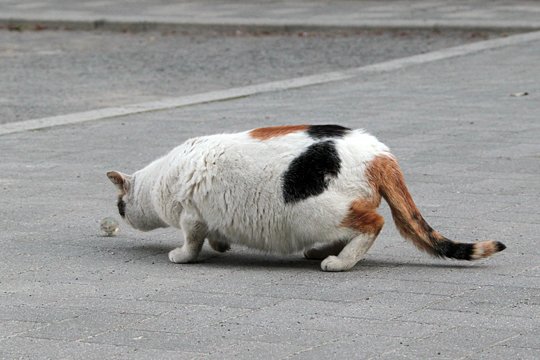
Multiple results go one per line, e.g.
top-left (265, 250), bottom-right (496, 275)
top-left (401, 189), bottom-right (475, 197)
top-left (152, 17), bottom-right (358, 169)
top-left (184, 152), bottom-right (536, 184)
top-left (107, 124), bottom-right (505, 271)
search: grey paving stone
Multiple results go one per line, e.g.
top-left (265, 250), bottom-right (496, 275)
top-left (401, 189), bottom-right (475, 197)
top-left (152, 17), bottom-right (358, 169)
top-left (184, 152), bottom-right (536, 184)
top-left (375, 352), bottom-right (454, 360)
top-left (0, 320), bottom-right (47, 339)
top-left (87, 328), bottom-right (230, 353)
top-left (374, 262), bottom-right (538, 288)
top-left (126, 304), bottom-right (251, 333)
top-left (0, 304), bottom-right (85, 323)
top-left (503, 329), bottom-right (540, 350)
top-left (144, 290), bottom-right (283, 310)
top-left (205, 340), bottom-right (306, 360)
top-left (113, 348), bottom-right (205, 360)
top-left (474, 345), bottom-right (540, 360)
top-left (23, 312), bottom-right (152, 341)
top-left (427, 292), bottom-right (540, 319)
top-left (398, 309), bottom-right (538, 332)
top-left (333, 292), bottom-right (448, 320)
top-left (231, 304), bottom-right (446, 340)
top-left (330, 276), bottom-right (482, 297)
top-left (286, 334), bottom-right (409, 360)
top-left (189, 322), bottom-right (345, 348)
top-left (244, 294), bottom-right (447, 323)
top-left (1, 339), bottom-right (205, 360)
top-left (58, 292), bottom-right (280, 316)
top-left (381, 326), bottom-right (520, 359)
top-left (0, 336), bottom-right (146, 360)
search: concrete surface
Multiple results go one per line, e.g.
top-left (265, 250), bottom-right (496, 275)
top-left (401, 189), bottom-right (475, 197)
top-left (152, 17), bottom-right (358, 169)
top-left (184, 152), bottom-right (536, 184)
top-left (1, 28), bottom-right (539, 360)
top-left (1, 0), bottom-right (540, 32)
top-left (0, 28), bottom-right (500, 124)
top-left (3, 30), bottom-right (538, 137)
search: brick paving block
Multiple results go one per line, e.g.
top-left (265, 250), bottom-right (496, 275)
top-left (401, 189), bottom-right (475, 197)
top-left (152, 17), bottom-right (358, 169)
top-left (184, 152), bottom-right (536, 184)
top-left (205, 340), bottom-right (306, 360)
top-left (0, 320), bottom-right (47, 339)
top-left (0, 304), bottom-right (85, 323)
top-left (0, 336), bottom-right (140, 360)
top-left (384, 326), bottom-right (520, 359)
top-left (426, 285), bottom-right (540, 316)
top-left (87, 328), bottom-right (229, 353)
top-left (23, 312), bottom-right (151, 341)
top-left (475, 345), bottom-right (540, 360)
top-left (399, 309), bottom-right (538, 332)
top-left (286, 334), bottom-right (408, 360)
top-left (189, 322), bottom-right (349, 347)
top-left (503, 329), bottom-right (540, 350)
top-left (145, 290), bottom-right (283, 310)
top-left (126, 304), bottom-right (251, 333)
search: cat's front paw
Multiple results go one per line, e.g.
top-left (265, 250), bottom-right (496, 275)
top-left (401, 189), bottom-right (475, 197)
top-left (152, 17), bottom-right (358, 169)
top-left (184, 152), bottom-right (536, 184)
top-left (321, 256), bottom-right (350, 272)
top-left (168, 247), bottom-right (196, 264)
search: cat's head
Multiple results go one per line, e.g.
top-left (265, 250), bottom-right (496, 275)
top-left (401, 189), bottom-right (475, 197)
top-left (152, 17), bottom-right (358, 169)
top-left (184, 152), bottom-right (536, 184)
top-left (107, 170), bottom-right (166, 232)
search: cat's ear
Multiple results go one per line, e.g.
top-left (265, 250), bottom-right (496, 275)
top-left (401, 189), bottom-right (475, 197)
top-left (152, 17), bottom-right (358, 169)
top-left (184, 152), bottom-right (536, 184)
top-left (107, 171), bottom-right (131, 192)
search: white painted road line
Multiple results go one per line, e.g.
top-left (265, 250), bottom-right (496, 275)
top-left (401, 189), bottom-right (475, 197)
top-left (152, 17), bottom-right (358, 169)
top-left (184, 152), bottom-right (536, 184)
top-left (2, 30), bottom-right (540, 136)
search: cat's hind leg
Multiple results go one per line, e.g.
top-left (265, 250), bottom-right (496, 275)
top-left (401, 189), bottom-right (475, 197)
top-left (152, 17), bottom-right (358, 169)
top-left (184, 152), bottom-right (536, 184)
top-left (304, 241), bottom-right (346, 260)
top-left (320, 233), bottom-right (378, 271)
top-left (321, 202), bottom-right (384, 272)
top-left (169, 215), bottom-right (207, 264)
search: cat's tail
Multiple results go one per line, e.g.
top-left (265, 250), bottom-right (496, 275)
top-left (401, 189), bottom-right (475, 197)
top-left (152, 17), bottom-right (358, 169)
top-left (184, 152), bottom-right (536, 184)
top-left (367, 155), bottom-right (506, 260)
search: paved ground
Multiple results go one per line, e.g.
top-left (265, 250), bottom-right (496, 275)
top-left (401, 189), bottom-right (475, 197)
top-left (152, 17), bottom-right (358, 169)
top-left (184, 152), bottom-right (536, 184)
top-left (1, 23), bottom-right (539, 359)
top-left (1, 1), bottom-right (539, 359)
top-left (0, 28), bottom-right (501, 124)
top-left (1, 0), bottom-right (540, 31)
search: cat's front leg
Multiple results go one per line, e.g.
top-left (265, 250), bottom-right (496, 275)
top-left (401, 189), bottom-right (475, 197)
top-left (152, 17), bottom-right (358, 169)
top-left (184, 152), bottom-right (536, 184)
top-left (168, 215), bottom-right (208, 264)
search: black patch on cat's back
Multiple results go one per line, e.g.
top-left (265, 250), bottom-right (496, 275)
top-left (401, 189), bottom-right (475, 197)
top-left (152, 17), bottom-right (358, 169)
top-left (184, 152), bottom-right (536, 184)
top-left (282, 140), bottom-right (342, 204)
top-left (307, 125), bottom-right (351, 139)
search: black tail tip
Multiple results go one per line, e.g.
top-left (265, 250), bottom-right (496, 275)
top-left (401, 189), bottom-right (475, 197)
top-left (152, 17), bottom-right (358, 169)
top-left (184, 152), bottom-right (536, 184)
top-left (495, 241), bottom-right (506, 252)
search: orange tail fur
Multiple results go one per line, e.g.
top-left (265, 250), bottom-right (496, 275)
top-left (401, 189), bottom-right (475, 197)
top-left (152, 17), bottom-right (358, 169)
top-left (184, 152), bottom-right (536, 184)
top-left (367, 155), bottom-right (505, 260)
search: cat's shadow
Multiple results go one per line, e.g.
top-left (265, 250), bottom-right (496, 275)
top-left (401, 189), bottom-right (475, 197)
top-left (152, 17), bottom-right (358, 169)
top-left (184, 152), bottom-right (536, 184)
top-left (120, 244), bottom-right (485, 271)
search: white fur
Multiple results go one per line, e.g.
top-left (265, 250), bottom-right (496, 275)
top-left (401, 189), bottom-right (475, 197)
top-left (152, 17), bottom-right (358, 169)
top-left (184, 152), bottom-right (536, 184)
top-left (116, 128), bottom-right (390, 270)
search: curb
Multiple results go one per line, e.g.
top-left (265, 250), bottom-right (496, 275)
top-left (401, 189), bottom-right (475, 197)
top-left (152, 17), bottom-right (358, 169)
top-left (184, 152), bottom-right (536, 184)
top-left (1, 17), bottom-right (538, 34)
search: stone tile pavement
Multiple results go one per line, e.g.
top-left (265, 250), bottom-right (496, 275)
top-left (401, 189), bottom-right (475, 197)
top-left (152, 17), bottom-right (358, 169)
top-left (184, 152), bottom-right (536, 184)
top-left (0, 15), bottom-right (539, 360)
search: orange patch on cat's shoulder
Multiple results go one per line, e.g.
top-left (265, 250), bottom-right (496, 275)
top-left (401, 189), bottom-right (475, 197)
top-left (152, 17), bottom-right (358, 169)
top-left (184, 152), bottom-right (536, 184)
top-left (249, 125), bottom-right (308, 140)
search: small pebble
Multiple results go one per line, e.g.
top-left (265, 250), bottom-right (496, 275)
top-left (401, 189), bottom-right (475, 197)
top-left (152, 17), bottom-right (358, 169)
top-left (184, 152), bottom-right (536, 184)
top-left (100, 217), bottom-right (119, 237)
